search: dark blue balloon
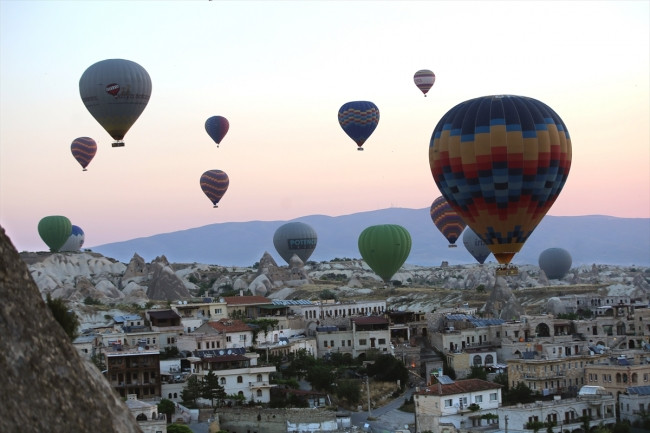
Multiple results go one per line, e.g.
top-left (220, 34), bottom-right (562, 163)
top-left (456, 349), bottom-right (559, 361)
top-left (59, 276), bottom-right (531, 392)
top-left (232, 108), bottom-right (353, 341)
top-left (205, 116), bottom-right (230, 147)
top-left (338, 101), bottom-right (379, 151)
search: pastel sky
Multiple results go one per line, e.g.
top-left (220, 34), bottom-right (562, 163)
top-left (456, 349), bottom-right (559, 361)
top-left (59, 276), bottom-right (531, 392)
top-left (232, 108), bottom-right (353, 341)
top-left (1, 1), bottom-right (648, 253)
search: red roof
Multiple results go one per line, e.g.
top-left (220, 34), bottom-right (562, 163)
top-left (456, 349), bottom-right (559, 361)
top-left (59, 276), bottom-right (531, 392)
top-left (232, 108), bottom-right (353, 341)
top-left (207, 319), bottom-right (253, 333)
top-left (419, 379), bottom-right (502, 396)
top-left (222, 295), bottom-right (271, 306)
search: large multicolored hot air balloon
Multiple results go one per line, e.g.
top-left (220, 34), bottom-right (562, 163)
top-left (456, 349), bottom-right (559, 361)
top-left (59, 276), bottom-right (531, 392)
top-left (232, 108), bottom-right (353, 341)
top-left (338, 101), bottom-right (380, 151)
top-left (38, 216), bottom-right (72, 252)
top-left (60, 225), bottom-right (85, 252)
top-left (79, 59), bottom-right (152, 147)
top-left (200, 170), bottom-right (229, 208)
top-left (273, 222), bottom-right (318, 265)
top-left (430, 196), bottom-right (466, 248)
top-left (70, 137), bottom-right (97, 171)
top-left (462, 227), bottom-right (491, 264)
top-left (205, 116), bottom-right (230, 147)
top-left (358, 224), bottom-right (411, 283)
top-left (429, 95), bottom-right (571, 274)
top-left (538, 247), bottom-right (572, 279)
top-left (413, 69), bottom-right (436, 97)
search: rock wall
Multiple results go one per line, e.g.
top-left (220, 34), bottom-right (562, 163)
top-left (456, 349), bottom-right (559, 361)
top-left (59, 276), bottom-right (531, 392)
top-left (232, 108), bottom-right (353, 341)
top-left (0, 226), bottom-right (142, 433)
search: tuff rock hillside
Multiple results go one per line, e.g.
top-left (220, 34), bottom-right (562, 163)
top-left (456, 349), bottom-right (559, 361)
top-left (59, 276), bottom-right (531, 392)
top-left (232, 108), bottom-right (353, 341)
top-left (22, 250), bottom-right (650, 330)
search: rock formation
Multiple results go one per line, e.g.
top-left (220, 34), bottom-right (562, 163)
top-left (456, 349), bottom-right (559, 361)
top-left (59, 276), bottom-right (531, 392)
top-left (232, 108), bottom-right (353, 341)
top-left (0, 226), bottom-right (142, 433)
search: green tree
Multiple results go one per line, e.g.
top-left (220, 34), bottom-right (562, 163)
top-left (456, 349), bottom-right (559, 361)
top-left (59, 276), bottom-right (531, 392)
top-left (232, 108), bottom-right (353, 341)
top-left (336, 379), bottom-right (362, 406)
top-left (46, 293), bottom-right (79, 340)
top-left (366, 354), bottom-right (409, 388)
top-left (157, 399), bottom-right (175, 423)
top-left (181, 375), bottom-right (201, 407)
top-left (467, 365), bottom-right (487, 380)
top-left (504, 382), bottom-right (535, 405)
top-left (201, 371), bottom-right (226, 406)
top-left (91, 353), bottom-right (106, 371)
top-left (580, 414), bottom-right (591, 433)
top-left (167, 424), bottom-right (193, 433)
top-left (306, 364), bottom-right (335, 391)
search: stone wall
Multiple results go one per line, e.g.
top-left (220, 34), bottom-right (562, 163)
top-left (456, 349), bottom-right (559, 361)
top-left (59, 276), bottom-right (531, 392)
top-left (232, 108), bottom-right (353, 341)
top-left (0, 226), bottom-right (142, 433)
top-left (215, 407), bottom-right (345, 433)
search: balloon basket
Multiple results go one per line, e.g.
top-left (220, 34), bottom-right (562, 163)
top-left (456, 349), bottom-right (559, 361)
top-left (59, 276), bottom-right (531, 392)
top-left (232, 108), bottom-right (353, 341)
top-left (448, 245), bottom-right (457, 248)
top-left (357, 147), bottom-right (364, 151)
top-left (496, 265), bottom-right (518, 276)
top-left (112, 141), bottom-right (125, 148)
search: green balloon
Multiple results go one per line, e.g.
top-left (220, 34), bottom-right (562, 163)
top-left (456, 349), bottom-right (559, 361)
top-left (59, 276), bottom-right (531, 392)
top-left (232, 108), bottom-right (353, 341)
top-left (38, 216), bottom-right (72, 252)
top-left (358, 224), bottom-right (412, 282)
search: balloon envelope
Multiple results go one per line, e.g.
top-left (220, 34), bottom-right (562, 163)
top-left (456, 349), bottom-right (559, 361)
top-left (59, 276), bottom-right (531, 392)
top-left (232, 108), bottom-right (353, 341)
top-left (462, 227), bottom-right (491, 264)
top-left (200, 170), bottom-right (229, 207)
top-left (429, 95), bottom-right (572, 265)
top-left (205, 116), bottom-right (230, 147)
top-left (70, 137), bottom-right (97, 170)
top-left (338, 101), bottom-right (379, 150)
top-left (79, 59), bottom-right (152, 146)
top-left (60, 225), bottom-right (85, 252)
top-left (38, 216), bottom-right (72, 252)
top-left (273, 222), bottom-right (318, 265)
top-left (358, 224), bottom-right (411, 282)
top-left (430, 196), bottom-right (466, 247)
top-left (539, 247), bottom-right (572, 279)
top-left (414, 69), bottom-right (436, 96)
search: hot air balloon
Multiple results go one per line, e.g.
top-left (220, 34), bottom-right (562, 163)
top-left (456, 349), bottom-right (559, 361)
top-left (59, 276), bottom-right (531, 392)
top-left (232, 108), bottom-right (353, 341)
top-left (539, 247), bottom-right (572, 279)
top-left (462, 227), bottom-right (491, 264)
top-left (70, 137), bottom-right (97, 171)
top-left (358, 224), bottom-right (411, 283)
top-left (430, 196), bottom-right (466, 248)
top-left (60, 225), bottom-right (85, 252)
top-left (79, 59), bottom-right (152, 147)
top-left (273, 222), bottom-right (318, 265)
top-left (200, 170), bottom-right (229, 207)
top-left (414, 69), bottom-right (436, 97)
top-left (338, 101), bottom-right (379, 151)
top-left (429, 95), bottom-right (572, 275)
top-left (38, 216), bottom-right (72, 252)
top-left (205, 116), bottom-right (230, 147)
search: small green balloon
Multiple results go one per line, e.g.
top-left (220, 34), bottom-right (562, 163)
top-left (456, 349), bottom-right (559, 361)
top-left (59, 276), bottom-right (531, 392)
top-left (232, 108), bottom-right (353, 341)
top-left (38, 216), bottom-right (72, 252)
top-left (358, 224), bottom-right (412, 282)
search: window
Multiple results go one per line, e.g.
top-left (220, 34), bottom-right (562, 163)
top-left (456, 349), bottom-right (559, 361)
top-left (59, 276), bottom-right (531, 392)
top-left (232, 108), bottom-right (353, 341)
top-left (475, 395), bottom-right (483, 403)
top-left (378, 339), bottom-right (386, 345)
top-left (359, 339), bottom-right (367, 346)
top-left (341, 340), bottom-right (345, 347)
top-left (330, 340), bottom-right (334, 348)
top-left (220, 377), bottom-right (226, 385)
top-left (240, 335), bottom-right (246, 342)
top-left (237, 376), bottom-right (243, 383)
top-left (257, 374), bottom-right (262, 382)
top-left (489, 393), bottom-right (497, 401)
top-left (256, 389), bottom-right (262, 397)
top-left (444, 399), bottom-right (453, 407)
top-left (214, 308), bottom-right (222, 314)
top-left (226, 336), bottom-right (232, 342)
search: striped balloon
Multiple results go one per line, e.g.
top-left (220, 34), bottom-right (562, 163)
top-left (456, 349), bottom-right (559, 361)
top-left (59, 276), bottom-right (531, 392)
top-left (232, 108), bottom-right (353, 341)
top-left (200, 170), bottom-right (229, 208)
top-left (338, 101), bottom-right (379, 151)
top-left (430, 196), bottom-right (466, 247)
top-left (429, 95), bottom-right (572, 265)
top-left (205, 115), bottom-right (230, 147)
top-left (70, 137), bottom-right (97, 171)
top-left (413, 69), bottom-right (436, 96)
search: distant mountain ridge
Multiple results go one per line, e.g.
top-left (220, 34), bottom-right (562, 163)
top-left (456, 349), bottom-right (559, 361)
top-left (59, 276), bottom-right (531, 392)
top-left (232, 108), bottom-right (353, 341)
top-left (90, 208), bottom-right (650, 267)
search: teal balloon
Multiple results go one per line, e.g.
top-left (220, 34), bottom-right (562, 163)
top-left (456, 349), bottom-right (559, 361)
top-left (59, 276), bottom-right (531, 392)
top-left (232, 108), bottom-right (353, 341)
top-left (358, 224), bottom-right (411, 282)
top-left (38, 216), bottom-right (72, 252)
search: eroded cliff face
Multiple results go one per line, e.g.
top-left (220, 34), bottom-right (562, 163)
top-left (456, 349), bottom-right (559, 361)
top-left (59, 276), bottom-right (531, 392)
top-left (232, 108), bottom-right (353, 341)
top-left (0, 226), bottom-right (142, 433)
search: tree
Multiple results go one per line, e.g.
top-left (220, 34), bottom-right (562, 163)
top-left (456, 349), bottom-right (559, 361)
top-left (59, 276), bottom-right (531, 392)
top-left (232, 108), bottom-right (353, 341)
top-left (306, 364), bottom-right (335, 392)
top-left (467, 365), bottom-right (487, 380)
top-left (366, 354), bottom-right (408, 388)
top-left (157, 399), bottom-right (175, 423)
top-left (46, 293), bottom-right (79, 340)
top-left (336, 379), bottom-right (362, 406)
top-left (524, 420), bottom-right (545, 433)
top-left (181, 375), bottom-right (201, 407)
top-left (167, 424), bottom-right (193, 433)
top-left (201, 371), bottom-right (226, 407)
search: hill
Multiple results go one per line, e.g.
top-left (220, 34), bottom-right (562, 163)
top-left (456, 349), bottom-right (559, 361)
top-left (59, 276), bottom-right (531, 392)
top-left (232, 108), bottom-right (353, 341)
top-left (89, 208), bottom-right (650, 267)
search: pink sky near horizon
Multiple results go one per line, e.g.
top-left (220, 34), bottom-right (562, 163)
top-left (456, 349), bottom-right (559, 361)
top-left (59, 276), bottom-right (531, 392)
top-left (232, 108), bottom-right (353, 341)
top-left (1, 1), bottom-right (648, 252)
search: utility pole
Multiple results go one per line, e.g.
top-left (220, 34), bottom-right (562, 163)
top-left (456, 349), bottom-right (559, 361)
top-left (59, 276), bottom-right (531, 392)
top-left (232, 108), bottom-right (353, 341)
top-left (505, 415), bottom-right (509, 433)
top-left (365, 375), bottom-right (372, 418)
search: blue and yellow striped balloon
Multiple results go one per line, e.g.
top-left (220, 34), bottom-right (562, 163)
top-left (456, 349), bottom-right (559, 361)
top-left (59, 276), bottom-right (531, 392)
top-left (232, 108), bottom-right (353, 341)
top-left (70, 137), bottom-right (97, 171)
top-left (200, 170), bottom-right (229, 208)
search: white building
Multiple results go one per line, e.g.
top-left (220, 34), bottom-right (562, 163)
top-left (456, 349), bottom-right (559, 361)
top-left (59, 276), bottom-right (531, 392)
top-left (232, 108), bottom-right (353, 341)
top-left (619, 385), bottom-right (650, 426)
top-left (124, 394), bottom-right (167, 433)
top-left (414, 377), bottom-right (502, 433)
